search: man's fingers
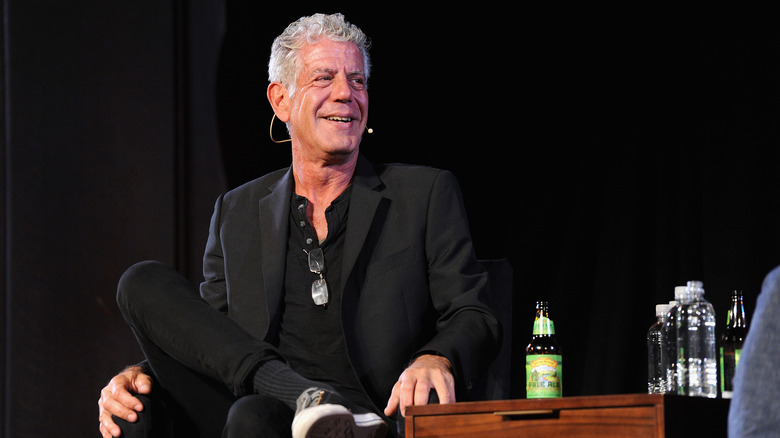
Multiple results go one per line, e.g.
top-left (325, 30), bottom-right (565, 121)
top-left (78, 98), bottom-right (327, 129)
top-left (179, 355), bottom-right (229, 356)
top-left (110, 370), bottom-right (151, 411)
top-left (384, 381), bottom-right (401, 416)
top-left (115, 388), bottom-right (144, 413)
top-left (98, 392), bottom-right (139, 437)
top-left (104, 379), bottom-right (144, 413)
top-left (429, 371), bottom-right (455, 404)
top-left (412, 379), bottom-right (432, 408)
top-left (131, 373), bottom-right (153, 395)
top-left (386, 354), bottom-right (458, 417)
top-left (384, 373), bottom-right (419, 417)
top-left (398, 375), bottom-right (418, 416)
top-left (98, 368), bottom-right (152, 437)
top-left (100, 387), bottom-right (139, 421)
top-left (98, 395), bottom-right (127, 438)
top-left (98, 410), bottom-right (122, 438)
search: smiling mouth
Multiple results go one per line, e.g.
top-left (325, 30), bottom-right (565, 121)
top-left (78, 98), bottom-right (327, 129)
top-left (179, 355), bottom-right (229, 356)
top-left (325, 116), bottom-right (355, 123)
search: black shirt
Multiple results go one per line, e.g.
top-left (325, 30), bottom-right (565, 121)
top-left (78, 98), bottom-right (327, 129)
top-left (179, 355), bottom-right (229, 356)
top-left (277, 185), bottom-right (376, 412)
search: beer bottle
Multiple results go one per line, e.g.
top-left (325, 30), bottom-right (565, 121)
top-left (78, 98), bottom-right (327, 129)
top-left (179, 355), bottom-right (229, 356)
top-left (720, 289), bottom-right (748, 398)
top-left (526, 300), bottom-right (562, 398)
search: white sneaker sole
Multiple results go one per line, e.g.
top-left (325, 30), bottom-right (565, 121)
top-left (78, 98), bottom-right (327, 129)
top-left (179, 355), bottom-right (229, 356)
top-left (292, 404), bottom-right (387, 438)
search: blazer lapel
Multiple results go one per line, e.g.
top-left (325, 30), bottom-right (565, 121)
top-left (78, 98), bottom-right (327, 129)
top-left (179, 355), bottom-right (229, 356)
top-left (258, 167), bottom-right (293, 337)
top-left (342, 157), bottom-right (387, 286)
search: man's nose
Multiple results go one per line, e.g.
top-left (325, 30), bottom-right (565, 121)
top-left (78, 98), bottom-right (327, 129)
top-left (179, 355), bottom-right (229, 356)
top-left (331, 76), bottom-right (353, 102)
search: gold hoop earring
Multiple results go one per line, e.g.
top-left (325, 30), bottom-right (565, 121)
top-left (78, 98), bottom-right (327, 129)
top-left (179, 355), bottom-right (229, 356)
top-left (269, 114), bottom-right (291, 143)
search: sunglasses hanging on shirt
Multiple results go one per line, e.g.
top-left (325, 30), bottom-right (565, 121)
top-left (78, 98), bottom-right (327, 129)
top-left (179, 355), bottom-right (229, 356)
top-left (304, 248), bottom-right (329, 307)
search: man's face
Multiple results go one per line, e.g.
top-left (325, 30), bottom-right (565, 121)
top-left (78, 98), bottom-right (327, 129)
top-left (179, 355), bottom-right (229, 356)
top-left (287, 39), bottom-right (369, 164)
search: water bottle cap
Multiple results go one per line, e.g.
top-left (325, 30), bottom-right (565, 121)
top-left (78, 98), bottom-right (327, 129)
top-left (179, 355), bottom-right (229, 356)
top-left (686, 280), bottom-right (705, 295)
top-left (655, 304), bottom-right (670, 316)
top-left (674, 286), bottom-right (687, 299)
top-left (687, 280), bottom-right (704, 288)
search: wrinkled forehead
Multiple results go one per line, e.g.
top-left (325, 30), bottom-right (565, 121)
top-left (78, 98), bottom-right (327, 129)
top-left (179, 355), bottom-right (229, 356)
top-left (297, 39), bottom-right (367, 76)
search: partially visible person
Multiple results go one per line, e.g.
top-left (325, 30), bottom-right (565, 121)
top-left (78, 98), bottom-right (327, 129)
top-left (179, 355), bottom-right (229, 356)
top-left (728, 264), bottom-right (780, 437)
top-left (97, 12), bottom-right (500, 438)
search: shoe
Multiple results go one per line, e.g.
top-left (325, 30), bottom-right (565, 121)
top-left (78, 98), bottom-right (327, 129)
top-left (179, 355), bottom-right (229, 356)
top-left (292, 388), bottom-right (388, 438)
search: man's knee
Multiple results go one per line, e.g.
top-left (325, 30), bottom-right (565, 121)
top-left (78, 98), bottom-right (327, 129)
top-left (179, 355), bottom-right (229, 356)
top-left (225, 395), bottom-right (293, 438)
top-left (116, 260), bottom-right (175, 316)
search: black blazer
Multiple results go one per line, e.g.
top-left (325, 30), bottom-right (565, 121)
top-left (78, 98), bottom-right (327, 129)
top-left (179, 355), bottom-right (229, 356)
top-left (200, 155), bottom-right (500, 409)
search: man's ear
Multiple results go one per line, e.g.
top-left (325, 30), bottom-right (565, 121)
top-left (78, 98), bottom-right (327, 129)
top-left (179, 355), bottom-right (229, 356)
top-left (267, 82), bottom-right (291, 122)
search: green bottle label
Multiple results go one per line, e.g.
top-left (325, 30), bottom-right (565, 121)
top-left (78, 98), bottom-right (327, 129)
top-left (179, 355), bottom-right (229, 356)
top-left (526, 354), bottom-right (562, 398)
top-left (719, 347), bottom-right (743, 393)
top-left (532, 316), bottom-right (555, 335)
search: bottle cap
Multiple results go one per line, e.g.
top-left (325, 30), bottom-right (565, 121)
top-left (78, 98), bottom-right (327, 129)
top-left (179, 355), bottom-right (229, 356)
top-left (687, 280), bottom-right (704, 289)
top-left (655, 304), bottom-right (670, 316)
top-left (674, 286), bottom-right (687, 300)
top-left (686, 280), bottom-right (705, 295)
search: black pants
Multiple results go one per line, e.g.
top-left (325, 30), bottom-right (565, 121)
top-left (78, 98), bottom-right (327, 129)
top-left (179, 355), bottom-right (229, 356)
top-left (113, 392), bottom-right (294, 438)
top-left (115, 260), bottom-right (292, 437)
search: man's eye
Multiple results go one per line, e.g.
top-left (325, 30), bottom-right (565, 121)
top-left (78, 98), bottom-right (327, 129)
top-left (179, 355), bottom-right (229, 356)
top-left (350, 77), bottom-right (366, 89)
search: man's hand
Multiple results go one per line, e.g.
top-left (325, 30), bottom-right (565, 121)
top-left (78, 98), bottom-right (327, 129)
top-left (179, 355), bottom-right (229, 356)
top-left (384, 354), bottom-right (455, 417)
top-left (98, 366), bottom-right (153, 438)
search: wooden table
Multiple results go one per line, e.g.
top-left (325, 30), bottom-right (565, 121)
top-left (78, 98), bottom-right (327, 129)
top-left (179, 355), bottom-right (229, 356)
top-left (405, 393), bottom-right (730, 437)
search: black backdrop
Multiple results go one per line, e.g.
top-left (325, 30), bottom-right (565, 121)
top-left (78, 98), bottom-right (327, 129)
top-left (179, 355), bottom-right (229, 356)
top-left (2, 2), bottom-right (778, 436)
top-left (214, 4), bottom-right (780, 397)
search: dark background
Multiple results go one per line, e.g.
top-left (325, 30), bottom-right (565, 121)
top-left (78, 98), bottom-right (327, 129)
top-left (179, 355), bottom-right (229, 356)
top-left (2, 2), bottom-right (778, 436)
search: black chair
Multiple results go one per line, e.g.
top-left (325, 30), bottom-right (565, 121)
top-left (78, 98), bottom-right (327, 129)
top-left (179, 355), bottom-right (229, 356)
top-left (471, 258), bottom-right (514, 400)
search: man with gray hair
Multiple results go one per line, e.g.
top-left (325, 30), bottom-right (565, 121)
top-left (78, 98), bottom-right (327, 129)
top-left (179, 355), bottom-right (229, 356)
top-left (98, 13), bottom-right (499, 438)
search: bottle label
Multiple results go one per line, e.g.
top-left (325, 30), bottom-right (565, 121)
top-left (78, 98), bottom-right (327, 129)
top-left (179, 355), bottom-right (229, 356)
top-left (526, 354), bottom-right (562, 398)
top-left (532, 316), bottom-right (555, 335)
top-left (719, 347), bottom-right (743, 394)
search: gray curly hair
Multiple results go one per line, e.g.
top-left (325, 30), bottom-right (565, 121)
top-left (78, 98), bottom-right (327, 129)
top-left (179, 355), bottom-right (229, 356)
top-left (268, 13), bottom-right (371, 97)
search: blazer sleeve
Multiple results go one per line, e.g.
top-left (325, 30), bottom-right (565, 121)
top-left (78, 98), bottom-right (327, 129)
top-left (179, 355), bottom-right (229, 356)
top-left (200, 193), bottom-right (228, 313)
top-left (415, 170), bottom-right (501, 395)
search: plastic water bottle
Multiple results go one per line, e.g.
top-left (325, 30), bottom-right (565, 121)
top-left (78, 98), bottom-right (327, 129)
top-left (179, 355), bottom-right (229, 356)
top-left (665, 289), bottom-right (685, 393)
top-left (647, 303), bottom-right (670, 394)
top-left (675, 280), bottom-right (718, 398)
